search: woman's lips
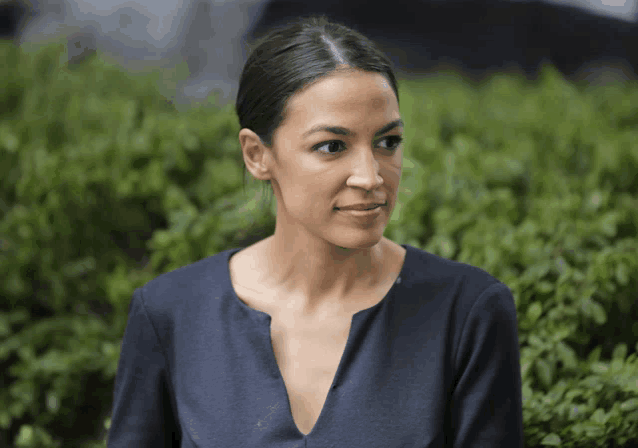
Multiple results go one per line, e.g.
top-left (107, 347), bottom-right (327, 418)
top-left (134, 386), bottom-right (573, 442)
top-left (335, 204), bottom-right (384, 218)
top-left (335, 202), bottom-right (386, 211)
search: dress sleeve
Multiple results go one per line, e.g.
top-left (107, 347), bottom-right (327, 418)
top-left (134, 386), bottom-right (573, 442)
top-left (107, 288), bottom-right (181, 447)
top-left (448, 282), bottom-right (524, 447)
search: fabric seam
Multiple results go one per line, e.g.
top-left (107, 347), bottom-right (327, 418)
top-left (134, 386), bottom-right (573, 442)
top-left (451, 281), bottom-right (507, 371)
top-left (136, 285), bottom-right (186, 445)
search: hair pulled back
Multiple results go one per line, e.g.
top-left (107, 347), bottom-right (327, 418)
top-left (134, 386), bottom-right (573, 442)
top-left (235, 14), bottom-right (400, 204)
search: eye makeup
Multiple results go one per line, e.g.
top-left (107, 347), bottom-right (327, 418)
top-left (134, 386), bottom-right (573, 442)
top-left (312, 135), bottom-right (403, 155)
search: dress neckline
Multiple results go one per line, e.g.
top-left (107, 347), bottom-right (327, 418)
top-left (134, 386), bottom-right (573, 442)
top-left (224, 243), bottom-right (410, 322)
top-left (223, 243), bottom-right (411, 437)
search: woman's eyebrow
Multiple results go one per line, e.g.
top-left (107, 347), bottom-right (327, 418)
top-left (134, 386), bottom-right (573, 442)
top-left (302, 119), bottom-right (404, 138)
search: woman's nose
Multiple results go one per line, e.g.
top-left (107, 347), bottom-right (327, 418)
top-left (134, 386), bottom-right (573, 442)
top-left (345, 150), bottom-right (383, 190)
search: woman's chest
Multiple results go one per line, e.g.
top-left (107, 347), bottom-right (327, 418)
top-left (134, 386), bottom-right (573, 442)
top-left (170, 302), bottom-right (447, 445)
top-left (270, 317), bottom-right (351, 381)
top-left (269, 318), bottom-right (352, 434)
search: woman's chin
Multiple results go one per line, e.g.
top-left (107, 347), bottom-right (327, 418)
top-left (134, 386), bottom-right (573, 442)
top-left (332, 234), bottom-right (384, 251)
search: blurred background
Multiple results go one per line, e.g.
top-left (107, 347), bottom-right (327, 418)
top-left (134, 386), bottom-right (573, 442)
top-left (2, 0), bottom-right (638, 444)
top-left (2, 0), bottom-right (637, 111)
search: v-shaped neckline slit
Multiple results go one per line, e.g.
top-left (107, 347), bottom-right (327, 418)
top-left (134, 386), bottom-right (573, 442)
top-left (225, 243), bottom-right (409, 437)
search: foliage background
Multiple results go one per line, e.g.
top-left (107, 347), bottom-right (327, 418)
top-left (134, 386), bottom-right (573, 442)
top-left (0, 41), bottom-right (637, 447)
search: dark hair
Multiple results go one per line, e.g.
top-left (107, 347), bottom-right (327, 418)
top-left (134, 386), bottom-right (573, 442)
top-left (235, 14), bottom-right (401, 209)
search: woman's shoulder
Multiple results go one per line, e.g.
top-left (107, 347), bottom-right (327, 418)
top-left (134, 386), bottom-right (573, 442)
top-left (138, 248), bottom-right (240, 308)
top-left (401, 244), bottom-right (503, 293)
top-left (399, 244), bottom-right (515, 324)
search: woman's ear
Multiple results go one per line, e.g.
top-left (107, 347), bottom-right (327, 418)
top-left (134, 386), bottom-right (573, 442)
top-left (239, 128), bottom-right (274, 182)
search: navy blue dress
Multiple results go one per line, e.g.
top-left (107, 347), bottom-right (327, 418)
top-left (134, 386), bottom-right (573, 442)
top-left (107, 244), bottom-right (524, 447)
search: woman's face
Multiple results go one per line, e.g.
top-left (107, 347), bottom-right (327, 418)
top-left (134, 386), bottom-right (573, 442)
top-left (242, 68), bottom-right (403, 250)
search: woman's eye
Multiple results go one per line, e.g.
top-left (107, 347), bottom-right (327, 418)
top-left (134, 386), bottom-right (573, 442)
top-left (313, 136), bottom-right (403, 155)
top-left (380, 136), bottom-right (403, 150)
top-left (314, 141), bottom-right (346, 154)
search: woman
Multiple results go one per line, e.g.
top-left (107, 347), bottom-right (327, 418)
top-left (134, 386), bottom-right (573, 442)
top-left (107, 14), bottom-right (524, 447)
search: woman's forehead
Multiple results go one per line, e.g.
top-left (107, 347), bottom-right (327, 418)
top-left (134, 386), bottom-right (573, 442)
top-left (285, 71), bottom-right (399, 123)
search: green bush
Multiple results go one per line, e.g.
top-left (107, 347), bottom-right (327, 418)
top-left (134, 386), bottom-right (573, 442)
top-left (1, 43), bottom-right (637, 447)
top-left (393, 66), bottom-right (638, 447)
top-left (0, 41), bottom-right (274, 448)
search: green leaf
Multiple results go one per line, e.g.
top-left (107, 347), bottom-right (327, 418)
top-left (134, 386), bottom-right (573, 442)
top-left (549, 324), bottom-right (571, 342)
top-left (0, 124), bottom-right (19, 153)
top-left (541, 433), bottom-right (562, 446)
top-left (521, 360), bottom-right (532, 380)
top-left (581, 421), bottom-right (605, 437)
top-left (610, 358), bottom-right (624, 373)
top-left (590, 362), bottom-right (609, 374)
top-left (0, 314), bottom-right (10, 338)
top-left (62, 256), bottom-right (96, 278)
top-left (528, 334), bottom-right (545, 349)
top-left (565, 389), bottom-right (584, 401)
top-left (525, 261), bottom-right (552, 280)
top-left (15, 424), bottom-right (33, 446)
top-left (555, 341), bottom-right (578, 369)
top-left (620, 399), bottom-right (638, 412)
top-left (549, 379), bottom-right (568, 398)
top-left (591, 408), bottom-right (607, 424)
top-left (527, 302), bottom-right (542, 323)
top-left (569, 405), bottom-right (584, 421)
top-left (615, 263), bottom-right (629, 285)
top-left (0, 411), bottom-right (11, 429)
top-left (588, 346), bottom-right (602, 363)
top-left (537, 281), bottom-right (554, 293)
top-left (590, 300), bottom-right (607, 325)
top-left (9, 309), bottom-right (29, 325)
top-left (46, 392), bottom-right (60, 413)
top-left (582, 298), bottom-right (607, 325)
top-left (600, 212), bottom-right (617, 237)
top-left (535, 358), bottom-right (553, 388)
